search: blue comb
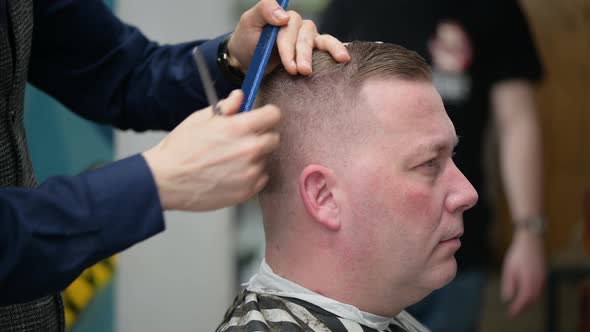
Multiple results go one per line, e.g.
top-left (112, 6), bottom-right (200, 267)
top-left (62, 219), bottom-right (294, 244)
top-left (239, 0), bottom-right (289, 112)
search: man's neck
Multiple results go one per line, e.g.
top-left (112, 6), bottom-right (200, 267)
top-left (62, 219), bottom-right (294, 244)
top-left (249, 259), bottom-right (401, 331)
top-left (265, 248), bottom-right (406, 317)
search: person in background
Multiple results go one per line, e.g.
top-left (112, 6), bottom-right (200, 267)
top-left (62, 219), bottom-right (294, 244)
top-left (321, 1), bottom-right (545, 331)
top-left (0, 0), bottom-right (349, 330)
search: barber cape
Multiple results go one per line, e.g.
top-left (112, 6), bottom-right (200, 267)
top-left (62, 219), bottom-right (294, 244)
top-left (217, 261), bottom-right (429, 332)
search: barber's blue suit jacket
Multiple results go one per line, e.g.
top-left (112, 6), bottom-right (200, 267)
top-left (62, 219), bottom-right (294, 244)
top-left (0, 0), bottom-right (237, 305)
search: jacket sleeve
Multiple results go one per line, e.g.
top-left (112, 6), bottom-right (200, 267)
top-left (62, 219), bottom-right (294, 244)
top-left (0, 155), bottom-right (165, 305)
top-left (28, 0), bottom-right (239, 132)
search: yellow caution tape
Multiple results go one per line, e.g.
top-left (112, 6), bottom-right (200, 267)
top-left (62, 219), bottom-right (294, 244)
top-left (63, 256), bottom-right (117, 330)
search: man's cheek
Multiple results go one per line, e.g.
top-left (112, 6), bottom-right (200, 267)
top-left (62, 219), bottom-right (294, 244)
top-left (400, 187), bottom-right (436, 221)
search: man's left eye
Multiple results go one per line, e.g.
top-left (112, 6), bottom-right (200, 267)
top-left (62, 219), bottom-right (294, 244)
top-left (416, 159), bottom-right (443, 180)
top-left (420, 159), bottom-right (440, 172)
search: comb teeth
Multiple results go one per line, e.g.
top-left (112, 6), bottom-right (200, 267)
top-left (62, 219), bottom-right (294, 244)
top-left (239, 0), bottom-right (290, 113)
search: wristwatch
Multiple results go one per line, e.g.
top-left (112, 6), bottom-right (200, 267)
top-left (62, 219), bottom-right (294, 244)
top-left (514, 216), bottom-right (546, 234)
top-left (217, 33), bottom-right (245, 85)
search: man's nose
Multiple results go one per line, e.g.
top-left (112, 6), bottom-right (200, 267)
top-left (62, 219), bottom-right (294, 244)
top-left (446, 161), bottom-right (478, 214)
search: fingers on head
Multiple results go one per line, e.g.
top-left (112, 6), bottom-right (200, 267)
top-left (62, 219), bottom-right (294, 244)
top-left (257, 131), bottom-right (281, 156)
top-left (295, 19), bottom-right (318, 76)
top-left (235, 160), bottom-right (269, 202)
top-left (240, 132), bottom-right (280, 165)
top-left (254, 173), bottom-right (270, 192)
top-left (315, 34), bottom-right (351, 62)
top-left (277, 10), bottom-right (303, 74)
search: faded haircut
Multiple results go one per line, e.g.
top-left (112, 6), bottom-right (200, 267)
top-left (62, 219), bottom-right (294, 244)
top-left (256, 41), bottom-right (432, 199)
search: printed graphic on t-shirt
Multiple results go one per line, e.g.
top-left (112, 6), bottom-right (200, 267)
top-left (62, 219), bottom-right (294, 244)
top-left (429, 20), bottom-right (472, 104)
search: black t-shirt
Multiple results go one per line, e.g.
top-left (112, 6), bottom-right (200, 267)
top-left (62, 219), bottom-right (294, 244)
top-left (320, 0), bottom-right (543, 269)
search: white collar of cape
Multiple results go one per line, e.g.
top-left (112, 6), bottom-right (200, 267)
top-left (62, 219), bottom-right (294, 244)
top-left (246, 259), bottom-right (415, 331)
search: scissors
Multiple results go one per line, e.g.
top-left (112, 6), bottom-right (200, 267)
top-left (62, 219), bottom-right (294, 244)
top-left (193, 47), bottom-right (223, 116)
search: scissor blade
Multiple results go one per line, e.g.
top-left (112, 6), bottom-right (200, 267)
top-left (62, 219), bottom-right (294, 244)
top-left (193, 47), bottom-right (220, 110)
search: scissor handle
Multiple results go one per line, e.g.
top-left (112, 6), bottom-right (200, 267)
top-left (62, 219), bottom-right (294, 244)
top-left (239, 0), bottom-right (289, 113)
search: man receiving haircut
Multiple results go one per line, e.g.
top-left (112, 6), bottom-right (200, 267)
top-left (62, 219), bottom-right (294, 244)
top-left (217, 42), bottom-right (479, 332)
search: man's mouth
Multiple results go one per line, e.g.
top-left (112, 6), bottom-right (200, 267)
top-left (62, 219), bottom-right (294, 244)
top-left (440, 230), bottom-right (463, 243)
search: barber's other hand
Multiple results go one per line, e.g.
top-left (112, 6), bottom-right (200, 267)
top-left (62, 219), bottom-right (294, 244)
top-left (227, 0), bottom-right (350, 76)
top-left (500, 229), bottom-right (546, 318)
top-left (143, 90), bottom-right (280, 211)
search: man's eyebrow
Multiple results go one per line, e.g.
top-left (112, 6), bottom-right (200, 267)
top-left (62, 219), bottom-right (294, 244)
top-left (413, 135), bottom-right (460, 156)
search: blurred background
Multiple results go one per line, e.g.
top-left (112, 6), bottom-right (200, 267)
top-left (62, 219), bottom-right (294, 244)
top-left (24, 0), bottom-right (588, 331)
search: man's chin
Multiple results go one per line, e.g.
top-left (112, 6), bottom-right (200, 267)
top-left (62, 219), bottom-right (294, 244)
top-left (430, 256), bottom-right (458, 290)
top-left (409, 261), bottom-right (457, 308)
top-left (408, 257), bottom-right (458, 306)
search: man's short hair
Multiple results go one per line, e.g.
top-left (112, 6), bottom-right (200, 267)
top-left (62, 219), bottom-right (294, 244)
top-left (256, 42), bottom-right (432, 197)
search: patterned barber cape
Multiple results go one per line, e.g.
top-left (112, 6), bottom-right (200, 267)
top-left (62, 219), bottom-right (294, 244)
top-left (217, 291), bottom-right (427, 332)
top-left (216, 261), bottom-right (429, 332)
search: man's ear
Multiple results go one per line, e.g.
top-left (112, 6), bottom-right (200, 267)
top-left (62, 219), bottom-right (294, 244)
top-left (298, 165), bottom-right (341, 231)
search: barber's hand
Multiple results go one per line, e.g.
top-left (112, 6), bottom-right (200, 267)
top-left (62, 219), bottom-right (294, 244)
top-left (227, 0), bottom-right (350, 76)
top-left (143, 90), bottom-right (280, 211)
top-left (501, 229), bottom-right (546, 318)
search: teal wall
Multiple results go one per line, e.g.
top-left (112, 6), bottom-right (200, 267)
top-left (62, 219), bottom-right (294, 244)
top-left (71, 283), bottom-right (115, 332)
top-left (23, 1), bottom-right (115, 331)
top-left (24, 86), bottom-right (113, 181)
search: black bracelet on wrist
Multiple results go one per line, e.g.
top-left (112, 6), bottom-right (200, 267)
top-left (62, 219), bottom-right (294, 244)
top-left (217, 34), bottom-right (245, 85)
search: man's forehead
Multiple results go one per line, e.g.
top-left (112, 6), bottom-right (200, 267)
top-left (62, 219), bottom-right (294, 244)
top-left (359, 79), bottom-right (441, 116)
top-left (360, 77), bottom-right (433, 95)
top-left (357, 79), bottom-right (458, 157)
top-left (359, 78), bottom-right (450, 128)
